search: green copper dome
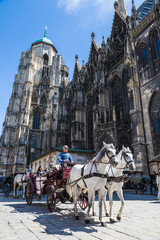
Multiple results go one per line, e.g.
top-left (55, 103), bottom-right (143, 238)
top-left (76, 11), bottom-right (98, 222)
top-left (35, 37), bottom-right (53, 45)
top-left (32, 26), bottom-right (57, 53)
top-left (34, 26), bottom-right (53, 45)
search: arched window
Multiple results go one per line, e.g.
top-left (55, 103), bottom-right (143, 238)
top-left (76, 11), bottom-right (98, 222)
top-left (32, 91), bottom-right (38, 103)
top-left (43, 54), bottom-right (49, 65)
top-left (112, 76), bottom-right (124, 121)
top-left (33, 108), bottom-right (41, 130)
top-left (138, 42), bottom-right (149, 69)
top-left (151, 30), bottom-right (160, 60)
top-left (149, 92), bottom-right (160, 156)
top-left (40, 94), bottom-right (47, 105)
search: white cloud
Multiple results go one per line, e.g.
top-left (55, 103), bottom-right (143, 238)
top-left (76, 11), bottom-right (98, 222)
top-left (57, 0), bottom-right (88, 14)
top-left (57, 0), bottom-right (116, 26)
top-left (56, 0), bottom-right (144, 26)
top-left (57, 0), bottom-right (115, 15)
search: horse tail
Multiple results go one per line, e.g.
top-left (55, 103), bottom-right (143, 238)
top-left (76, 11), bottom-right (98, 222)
top-left (66, 175), bottom-right (72, 198)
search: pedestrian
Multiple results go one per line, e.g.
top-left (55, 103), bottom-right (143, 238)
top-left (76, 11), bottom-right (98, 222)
top-left (156, 168), bottom-right (160, 200)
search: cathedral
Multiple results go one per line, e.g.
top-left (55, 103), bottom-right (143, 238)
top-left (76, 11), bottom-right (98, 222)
top-left (0, 0), bottom-right (160, 176)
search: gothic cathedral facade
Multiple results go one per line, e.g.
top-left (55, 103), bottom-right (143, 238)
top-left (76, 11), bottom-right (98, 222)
top-left (0, 0), bottom-right (160, 175)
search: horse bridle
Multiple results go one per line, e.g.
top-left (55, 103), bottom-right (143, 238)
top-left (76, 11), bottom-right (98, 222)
top-left (107, 150), bottom-right (134, 175)
top-left (105, 150), bottom-right (117, 164)
top-left (121, 151), bottom-right (134, 165)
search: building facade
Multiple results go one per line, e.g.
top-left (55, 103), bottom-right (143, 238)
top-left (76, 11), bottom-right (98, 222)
top-left (0, 0), bottom-right (160, 176)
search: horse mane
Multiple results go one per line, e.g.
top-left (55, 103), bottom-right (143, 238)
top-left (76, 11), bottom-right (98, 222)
top-left (92, 146), bottom-right (108, 162)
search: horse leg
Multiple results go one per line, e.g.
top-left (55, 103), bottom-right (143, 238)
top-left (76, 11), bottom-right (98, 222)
top-left (108, 190), bottom-right (114, 223)
top-left (116, 189), bottom-right (124, 221)
top-left (98, 190), bottom-right (106, 226)
top-left (103, 189), bottom-right (109, 217)
top-left (85, 191), bottom-right (93, 224)
top-left (13, 179), bottom-right (16, 198)
top-left (22, 183), bottom-right (26, 199)
top-left (92, 192), bottom-right (96, 216)
top-left (72, 184), bottom-right (81, 220)
top-left (17, 185), bottom-right (21, 198)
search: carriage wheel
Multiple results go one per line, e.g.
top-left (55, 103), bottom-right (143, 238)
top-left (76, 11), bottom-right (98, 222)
top-left (47, 186), bottom-right (56, 212)
top-left (4, 183), bottom-right (10, 197)
top-left (25, 182), bottom-right (33, 205)
top-left (78, 192), bottom-right (88, 210)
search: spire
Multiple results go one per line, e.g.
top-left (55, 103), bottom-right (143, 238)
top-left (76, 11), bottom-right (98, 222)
top-left (131, 0), bottom-right (136, 16)
top-left (101, 36), bottom-right (106, 51)
top-left (131, 0), bottom-right (138, 29)
top-left (118, 0), bottom-right (127, 18)
top-left (44, 26), bottom-right (47, 38)
top-left (75, 54), bottom-right (78, 62)
top-left (91, 32), bottom-right (95, 41)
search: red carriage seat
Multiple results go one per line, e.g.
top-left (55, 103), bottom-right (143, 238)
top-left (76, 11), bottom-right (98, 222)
top-left (63, 168), bottom-right (71, 179)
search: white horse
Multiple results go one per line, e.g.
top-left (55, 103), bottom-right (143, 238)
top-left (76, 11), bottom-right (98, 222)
top-left (92, 146), bottom-right (135, 223)
top-left (14, 173), bottom-right (30, 199)
top-left (66, 143), bottom-right (118, 226)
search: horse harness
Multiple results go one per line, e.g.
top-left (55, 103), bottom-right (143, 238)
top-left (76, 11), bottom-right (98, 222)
top-left (68, 151), bottom-right (131, 188)
top-left (21, 173), bottom-right (29, 184)
top-left (80, 162), bottom-right (109, 188)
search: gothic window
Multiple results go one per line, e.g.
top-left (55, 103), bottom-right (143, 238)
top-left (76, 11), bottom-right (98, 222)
top-left (101, 112), bottom-right (104, 123)
top-left (87, 96), bottom-right (95, 150)
top-left (151, 30), bottom-right (160, 60)
top-left (33, 108), bottom-right (41, 130)
top-left (32, 92), bottom-right (38, 103)
top-left (43, 54), bottom-right (49, 65)
top-left (40, 94), bottom-right (47, 106)
top-left (112, 76), bottom-right (124, 121)
top-left (149, 92), bottom-right (160, 156)
top-left (42, 67), bottom-right (49, 77)
top-left (138, 42), bottom-right (149, 69)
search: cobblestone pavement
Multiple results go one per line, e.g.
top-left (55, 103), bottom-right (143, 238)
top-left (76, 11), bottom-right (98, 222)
top-left (0, 191), bottom-right (160, 240)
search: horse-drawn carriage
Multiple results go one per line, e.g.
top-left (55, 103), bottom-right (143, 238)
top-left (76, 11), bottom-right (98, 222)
top-left (25, 163), bottom-right (88, 212)
top-left (25, 144), bottom-right (136, 226)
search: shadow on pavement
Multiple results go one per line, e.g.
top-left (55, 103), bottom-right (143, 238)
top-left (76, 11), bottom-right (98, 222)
top-left (4, 200), bottom-right (102, 236)
top-left (150, 201), bottom-right (160, 204)
top-left (93, 192), bottom-right (158, 202)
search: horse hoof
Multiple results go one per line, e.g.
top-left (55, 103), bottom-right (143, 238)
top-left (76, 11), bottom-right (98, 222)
top-left (93, 212), bottom-right (96, 216)
top-left (101, 222), bottom-right (107, 227)
top-left (106, 213), bottom-right (109, 217)
top-left (110, 219), bottom-right (115, 224)
top-left (23, 198), bottom-right (25, 200)
top-left (85, 220), bottom-right (90, 224)
top-left (117, 216), bottom-right (121, 221)
top-left (75, 216), bottom-right (79, 220)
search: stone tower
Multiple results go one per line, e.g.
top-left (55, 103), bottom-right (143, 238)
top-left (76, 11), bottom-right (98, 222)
top-left (118, 0), bottom-right (127, 18)
top-left (0, 28), bottom-right (68, 175)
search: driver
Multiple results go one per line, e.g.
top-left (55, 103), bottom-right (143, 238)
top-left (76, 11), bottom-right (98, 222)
top-left (58, 145), bottom-right (73, 165)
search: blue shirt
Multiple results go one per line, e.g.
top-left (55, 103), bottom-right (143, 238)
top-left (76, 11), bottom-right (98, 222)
top-left (58, 152), bottom-right (73, 163)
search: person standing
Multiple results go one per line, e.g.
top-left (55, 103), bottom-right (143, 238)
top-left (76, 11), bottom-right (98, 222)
top-left (156, 168), bottom-right (160, 200)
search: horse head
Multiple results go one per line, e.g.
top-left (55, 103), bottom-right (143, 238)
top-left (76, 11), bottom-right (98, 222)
top-left (121, 146), bottom-right (135, 171)
top-left (103, 142), bottom-right (119, 167)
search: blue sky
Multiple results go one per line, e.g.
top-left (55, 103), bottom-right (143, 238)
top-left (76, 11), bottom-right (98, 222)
top-left (0, 0), bottom-right (144, 135)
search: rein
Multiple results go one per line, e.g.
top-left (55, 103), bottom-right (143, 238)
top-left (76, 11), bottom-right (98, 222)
top-left (105, 150), bottom-right (134, 183)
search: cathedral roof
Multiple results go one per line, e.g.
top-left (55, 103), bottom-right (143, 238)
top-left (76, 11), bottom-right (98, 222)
top-left (32, 27), bottom-right (57, 53)
top-left (137, 0), bottom-right (155, 22)
top-left (35, 37), bottom-right (53, 45)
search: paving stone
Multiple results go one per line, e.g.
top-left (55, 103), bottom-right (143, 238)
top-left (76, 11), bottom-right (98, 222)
top-left (0, 192), bottom-right (160, 240)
